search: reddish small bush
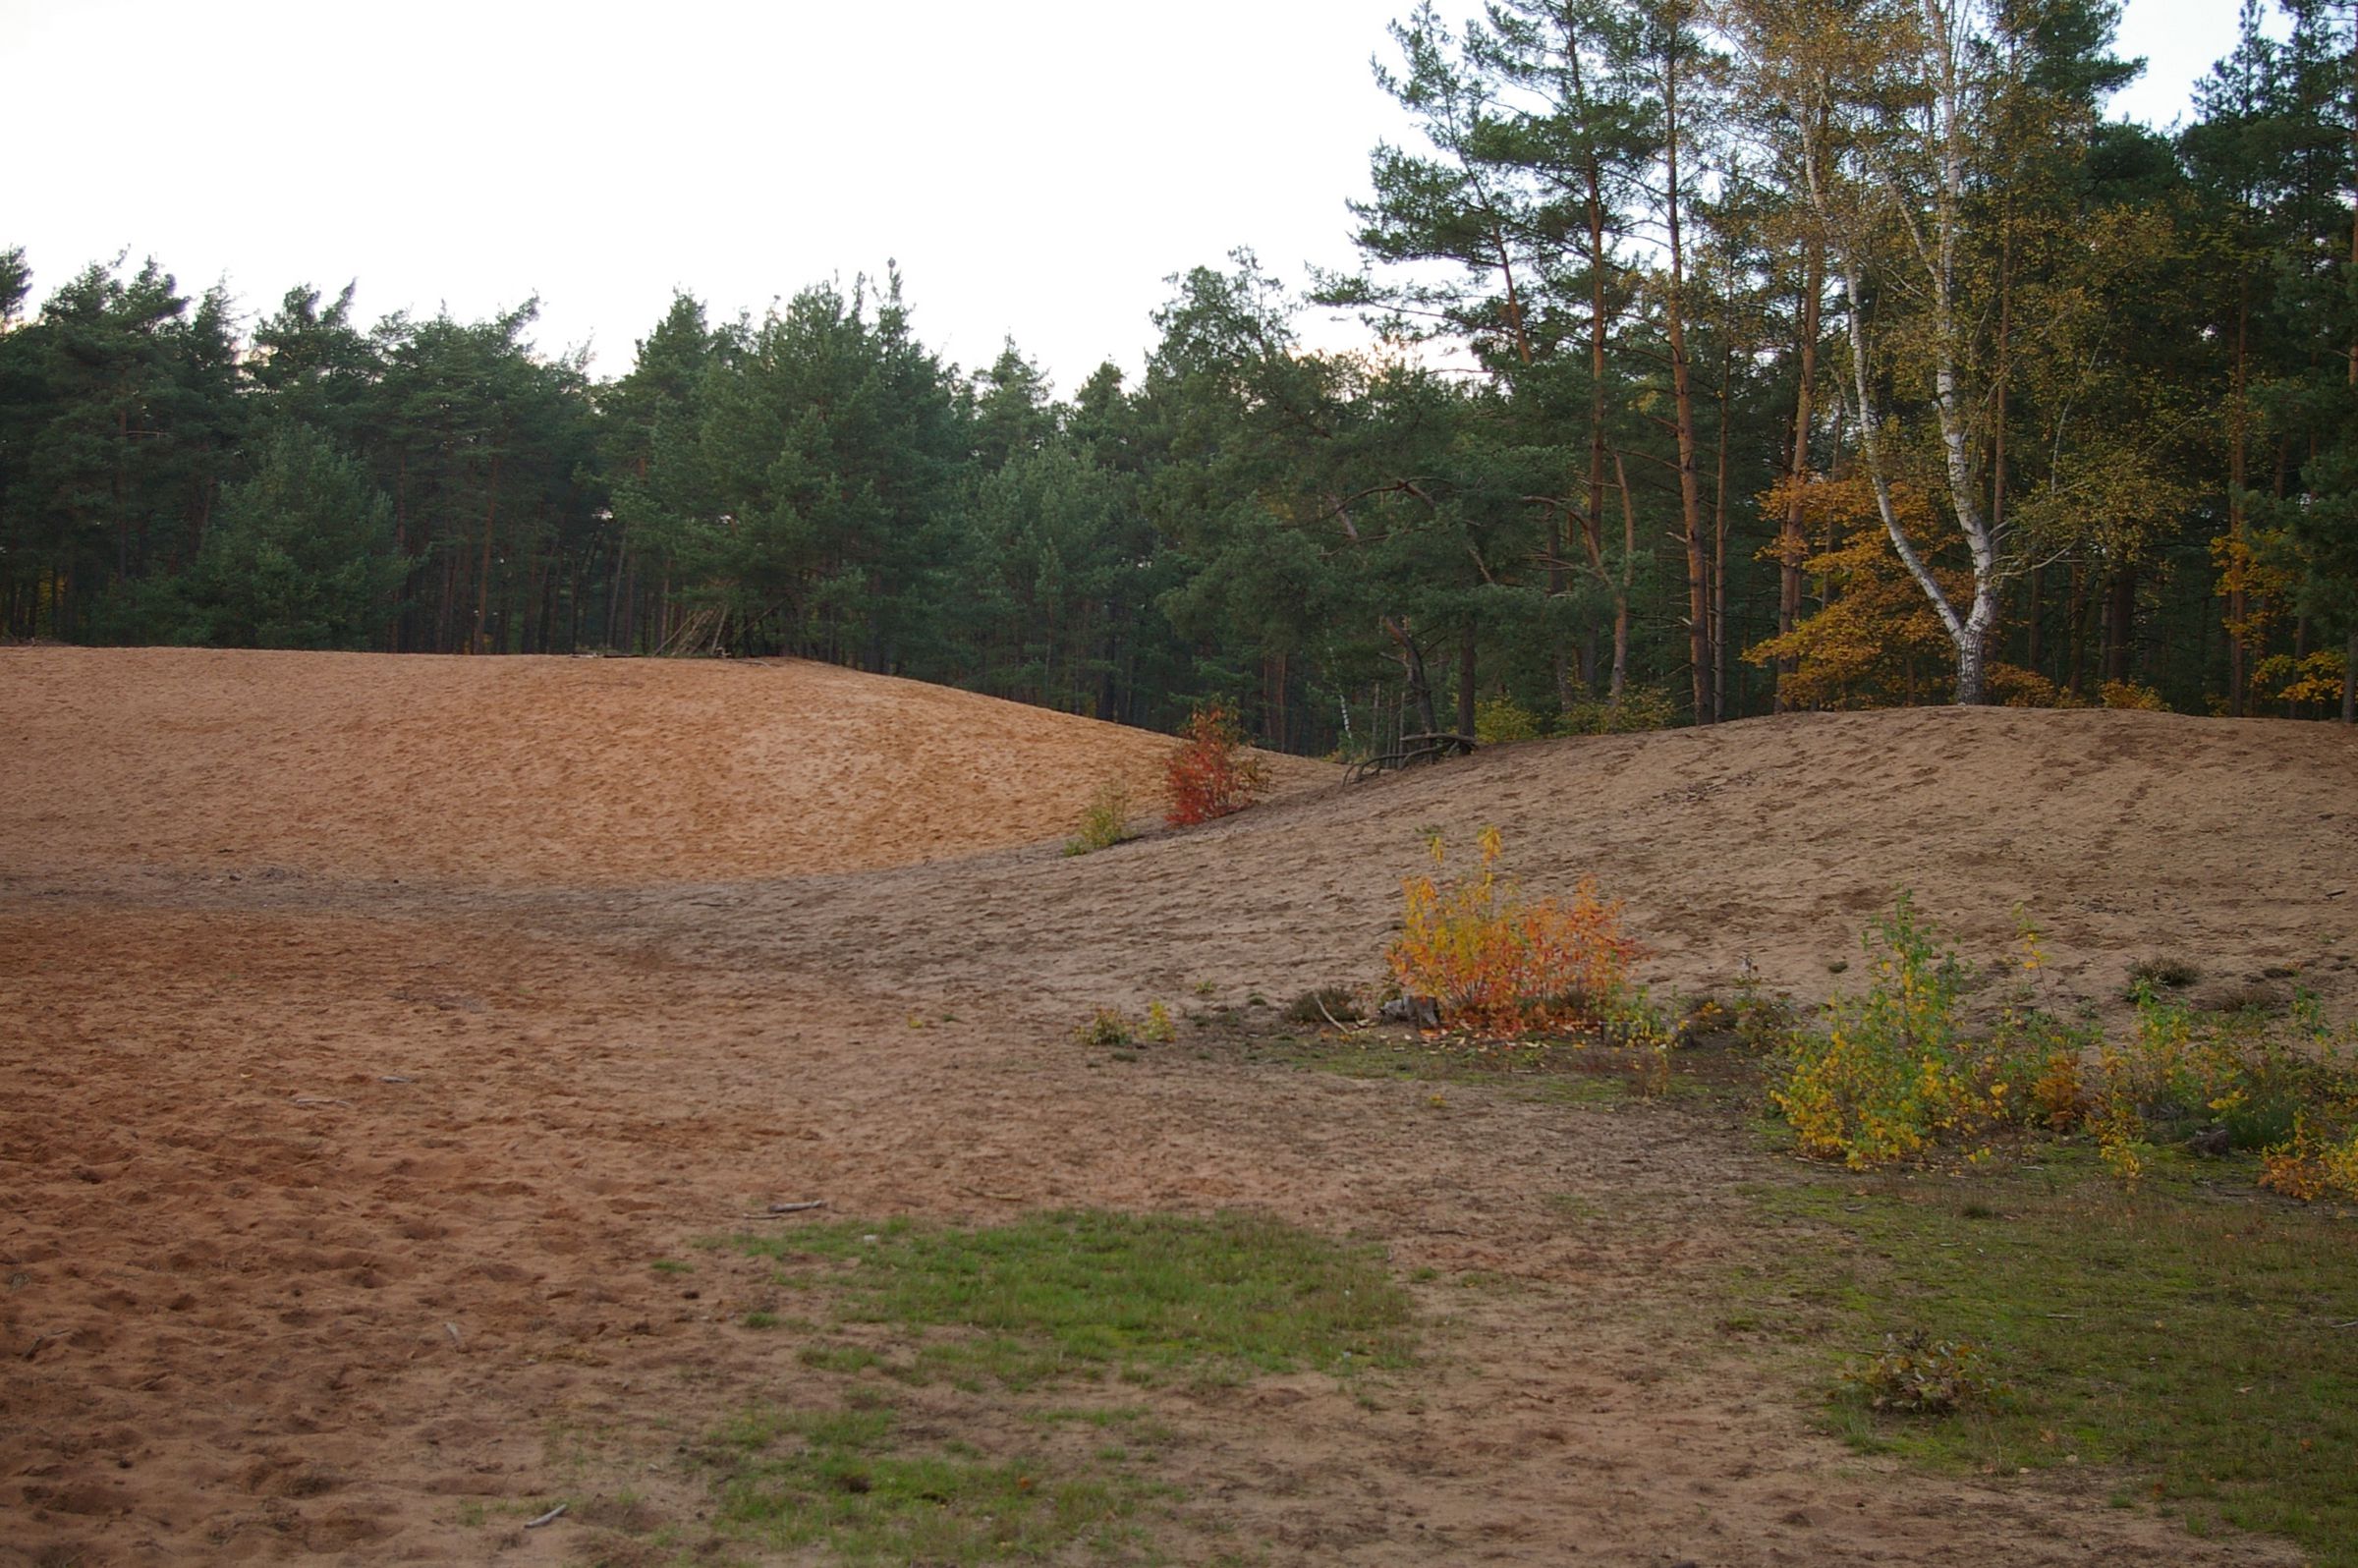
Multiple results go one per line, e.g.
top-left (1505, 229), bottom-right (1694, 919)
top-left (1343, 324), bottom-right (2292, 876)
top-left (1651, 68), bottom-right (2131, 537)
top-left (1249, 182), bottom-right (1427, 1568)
top-left (1164, 703), bottom-right (1269, 827)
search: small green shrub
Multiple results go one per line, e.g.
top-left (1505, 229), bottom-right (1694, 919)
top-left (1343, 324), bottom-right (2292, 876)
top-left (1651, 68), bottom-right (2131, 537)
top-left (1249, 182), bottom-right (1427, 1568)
top-left (1773, 901), bottom-right (2358, 1185)
top-left (1844, 1330), bottom-right (2001, 1415)
top-left (1771, 896), bottom-right (1986, 1167)
top-left (1731, 966), bottom-right (1800, 1054)
top-left (2099, 678), bottom-right (2167, 711)
top-left (2126, 955), bottom-right (2200, 992)
top-left (1062, 778), bottom-right (1134, 857)
top-left (1139, 1001), bottom-right (1176, 1044)
top-left (1075, 1008), bottom-right (1134, 1048)
top-left (1472, 696), bottom-right (1544, 745)
top-left (1556, 685), bottom-right (1677, 736)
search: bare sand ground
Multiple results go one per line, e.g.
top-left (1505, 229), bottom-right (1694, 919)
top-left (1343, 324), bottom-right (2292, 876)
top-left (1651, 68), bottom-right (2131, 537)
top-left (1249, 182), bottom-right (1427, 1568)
top-left (5, 645), bottom-right (2351, 1566)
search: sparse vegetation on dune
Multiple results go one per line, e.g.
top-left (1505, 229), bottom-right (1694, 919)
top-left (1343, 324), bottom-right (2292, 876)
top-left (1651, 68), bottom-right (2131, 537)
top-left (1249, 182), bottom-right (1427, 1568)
top-left (1759, 896), bottom-right (2358, 1198)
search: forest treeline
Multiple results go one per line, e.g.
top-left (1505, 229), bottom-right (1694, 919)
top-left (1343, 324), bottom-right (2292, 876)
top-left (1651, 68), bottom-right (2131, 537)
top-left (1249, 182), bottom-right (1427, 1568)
top-left (3, 0), bottom-right (2354, 748)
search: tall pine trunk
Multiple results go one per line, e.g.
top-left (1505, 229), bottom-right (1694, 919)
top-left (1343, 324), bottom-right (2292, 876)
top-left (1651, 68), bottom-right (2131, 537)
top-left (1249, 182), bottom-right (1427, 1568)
top-left (1457, 623), bottom-right (1478, 739)
top-left (1611, 453), bottom-right (1639, 699)
top-left (2229, 293), bottom-right (2250, 715)
top-left (1661, 51), bottom-right (1712, 723)
top-left (472, 453), bottom-right (501, 653)
top-left (1778, 238), bottom-right (1824, 713)
top-left (1570, 41), bottom-right (1628, 706)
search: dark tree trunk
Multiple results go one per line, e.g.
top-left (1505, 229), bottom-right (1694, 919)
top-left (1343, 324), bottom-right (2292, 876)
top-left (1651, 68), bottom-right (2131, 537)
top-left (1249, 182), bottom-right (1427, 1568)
top-left (2026, 566), bottom-right (2043, 678)
top-left (2228, 294), bottom-right (2249, 715)
top-left (2105, 567), bottom-right (2136, 687)
top-left (1386, 618), bottom-right (1440, 738)
top-left (1778, 239), bottom-right (1823, 713)
top-left (1660, 58), bottom-right (1712, 724)
top-left (1457, 623), bottom-right (1478, 740)
top-left (472, 454), bottom-right (501, 653)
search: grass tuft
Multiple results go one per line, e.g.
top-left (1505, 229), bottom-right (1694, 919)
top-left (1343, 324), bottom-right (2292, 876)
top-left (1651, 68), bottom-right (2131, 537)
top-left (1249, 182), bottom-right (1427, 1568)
top-left (2128, 955), bottom-right (2202, 992)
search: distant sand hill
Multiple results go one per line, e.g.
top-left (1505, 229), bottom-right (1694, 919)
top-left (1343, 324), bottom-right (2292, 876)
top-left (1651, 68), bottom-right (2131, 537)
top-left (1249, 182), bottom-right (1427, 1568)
top-left (0, 646), bottom-right (1326, 884)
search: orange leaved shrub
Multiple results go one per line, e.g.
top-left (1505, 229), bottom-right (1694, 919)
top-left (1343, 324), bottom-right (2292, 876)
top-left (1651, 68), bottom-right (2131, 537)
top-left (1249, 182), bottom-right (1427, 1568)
top-left (1386, 828), bottom-right (1641, 1036)
top-left (1163, 703), bottom-right (1269, 827)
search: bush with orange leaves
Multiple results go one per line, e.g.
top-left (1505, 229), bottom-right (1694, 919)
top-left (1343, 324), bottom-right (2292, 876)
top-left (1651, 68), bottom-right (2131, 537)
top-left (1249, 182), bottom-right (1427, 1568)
top-left (1386, 828), bottom-right (1643, 1036)
top-left (1163, 703), bottom-right (1268, 827)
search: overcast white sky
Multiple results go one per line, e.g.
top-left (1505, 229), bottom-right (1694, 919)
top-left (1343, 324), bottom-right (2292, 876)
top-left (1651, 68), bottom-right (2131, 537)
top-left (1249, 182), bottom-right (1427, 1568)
top-left (1, 0), bottom-right (2264, 392)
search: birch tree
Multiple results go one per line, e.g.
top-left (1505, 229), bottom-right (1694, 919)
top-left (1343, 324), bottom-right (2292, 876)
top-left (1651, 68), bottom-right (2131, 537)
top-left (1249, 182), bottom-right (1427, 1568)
top-left (1727, 0), bottom-right (2014, 702)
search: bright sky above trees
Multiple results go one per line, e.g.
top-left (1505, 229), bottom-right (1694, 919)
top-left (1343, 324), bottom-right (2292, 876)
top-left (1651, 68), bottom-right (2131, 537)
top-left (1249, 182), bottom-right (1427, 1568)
top-left (2, 0), bottom-right (2252, 388)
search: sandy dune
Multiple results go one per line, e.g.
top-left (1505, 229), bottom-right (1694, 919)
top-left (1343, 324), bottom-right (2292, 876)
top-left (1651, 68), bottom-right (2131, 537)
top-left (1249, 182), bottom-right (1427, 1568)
top-left (0, 646), bottom-right (1326, 884)
top-left (3, 645), bottom-right (2348, 1567)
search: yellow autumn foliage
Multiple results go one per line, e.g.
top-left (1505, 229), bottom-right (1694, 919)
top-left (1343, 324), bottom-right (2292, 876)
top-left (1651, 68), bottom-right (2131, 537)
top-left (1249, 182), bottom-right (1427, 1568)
top-left (1746, 475), bottom-right (1967, 709)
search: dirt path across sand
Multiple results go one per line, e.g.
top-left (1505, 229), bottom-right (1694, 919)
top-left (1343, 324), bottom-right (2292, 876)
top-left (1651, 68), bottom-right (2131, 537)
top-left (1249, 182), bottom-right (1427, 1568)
top-left (5, 648), bottom-right (2348, 1565)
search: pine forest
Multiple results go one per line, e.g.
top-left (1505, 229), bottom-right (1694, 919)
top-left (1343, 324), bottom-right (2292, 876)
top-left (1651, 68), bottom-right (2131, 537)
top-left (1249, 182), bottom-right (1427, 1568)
top-left (4, 0), bottom-right (2355, 747)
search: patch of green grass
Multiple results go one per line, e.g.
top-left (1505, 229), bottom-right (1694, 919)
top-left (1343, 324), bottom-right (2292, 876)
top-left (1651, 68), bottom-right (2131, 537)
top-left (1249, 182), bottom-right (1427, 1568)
top-left (1022, 1404), bottom-right (1160, 1432)
top-left (1061, 778), bottom-right (1135, 858)
top-left (1739, 1150), bottom-right (2358, 1565)
top-left (702, 1400), bottom-right (1157, 1565)
top-left (1236, 1031), bottom-right (1691, 1106)
top-left (649, 1259), bottom-right (693, 1274)
top-left (798, 1343), bottom-right (886, 1376)
top-left (724, 1210), bottom-right (1413, 1391)
top-left (1450, 1269), bottom-right (1520, 1293)
top-left (691, 1211), bottom-right (1411, 1561)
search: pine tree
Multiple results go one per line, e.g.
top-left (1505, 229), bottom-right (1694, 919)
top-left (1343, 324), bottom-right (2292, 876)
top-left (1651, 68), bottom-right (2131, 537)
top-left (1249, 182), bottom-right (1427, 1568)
top-left (180, 422), bottom-right (406, 648)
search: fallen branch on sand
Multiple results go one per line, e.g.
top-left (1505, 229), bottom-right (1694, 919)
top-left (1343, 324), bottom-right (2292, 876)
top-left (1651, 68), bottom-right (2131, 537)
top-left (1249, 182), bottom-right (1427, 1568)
top-left (1314, 994), bottom-right (1368, 1034)
top-left (524, 1503), bottom-right (567, 1529)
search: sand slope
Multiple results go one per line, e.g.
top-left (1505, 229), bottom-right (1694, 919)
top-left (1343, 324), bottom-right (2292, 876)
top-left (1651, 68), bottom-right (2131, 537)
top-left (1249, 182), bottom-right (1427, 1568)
top-left (590, 702), bottom-right (2358, 1027)
top-left (0, 646), bottom-right (1326, 884)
